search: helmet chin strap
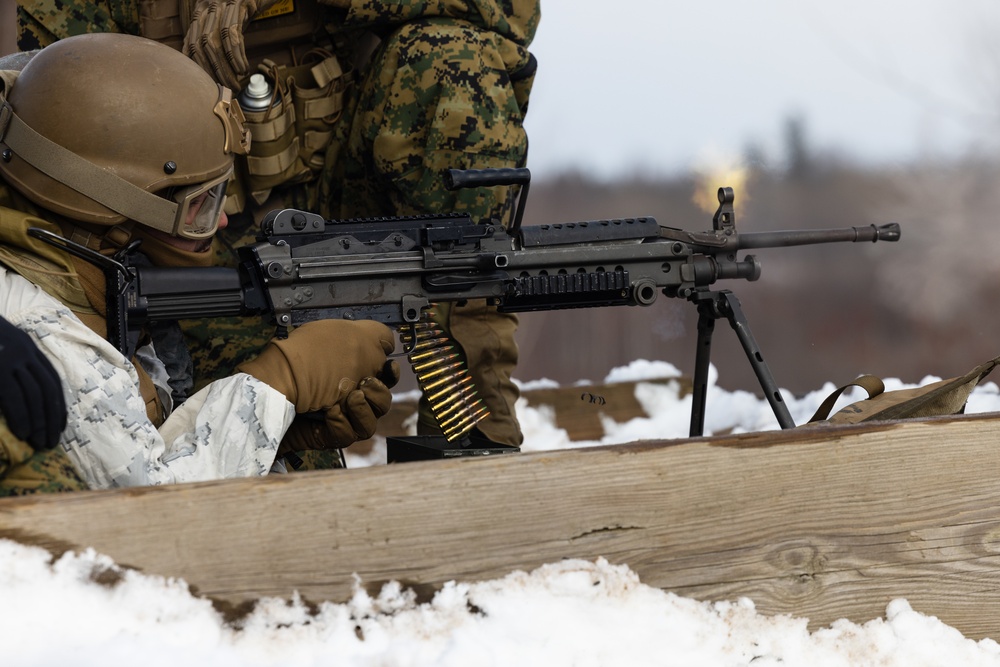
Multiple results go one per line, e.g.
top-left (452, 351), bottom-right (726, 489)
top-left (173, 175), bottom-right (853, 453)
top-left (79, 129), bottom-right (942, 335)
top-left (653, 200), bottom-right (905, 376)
top-left (129, 226), bottom-right (217, 268)
top-left (45, 219), bottom-right (214, 269)
top-left (63, 220), bottom-right (137, 254)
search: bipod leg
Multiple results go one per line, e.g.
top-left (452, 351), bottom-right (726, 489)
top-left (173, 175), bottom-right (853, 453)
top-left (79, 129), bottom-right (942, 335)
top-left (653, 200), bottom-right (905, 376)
top-left (690, 295), bottom-right (717, 437)
top-left (717, 290), bottom-right (795, 430)
top-left (686, 290), bottom-right (796, 434)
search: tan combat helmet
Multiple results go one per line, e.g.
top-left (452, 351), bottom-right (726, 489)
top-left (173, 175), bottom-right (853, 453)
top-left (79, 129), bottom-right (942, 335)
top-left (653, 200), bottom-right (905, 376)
top-left (0, 33), bottom-right (250, 240)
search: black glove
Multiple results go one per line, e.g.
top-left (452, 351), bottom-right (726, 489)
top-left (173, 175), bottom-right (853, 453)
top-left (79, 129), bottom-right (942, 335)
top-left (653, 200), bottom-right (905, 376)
top-left (0, 316), bottom-right (67, 450)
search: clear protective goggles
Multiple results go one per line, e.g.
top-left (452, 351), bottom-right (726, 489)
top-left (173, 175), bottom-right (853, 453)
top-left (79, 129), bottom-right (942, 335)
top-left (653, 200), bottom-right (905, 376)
top-left (169, 168), bottom-right (232, 240)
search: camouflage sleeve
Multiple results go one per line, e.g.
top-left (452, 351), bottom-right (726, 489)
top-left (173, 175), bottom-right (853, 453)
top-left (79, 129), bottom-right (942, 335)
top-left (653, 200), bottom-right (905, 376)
top-left (331, 0), bottom-right (540, 49)
top-left (0, 267), bottom-right (293, 490)
top-left (0, 416), bottom-right (38, 479)
top-left (333, 18), bottom-right (529, 221)
top-left (15, 0), bottom-right (140, 50)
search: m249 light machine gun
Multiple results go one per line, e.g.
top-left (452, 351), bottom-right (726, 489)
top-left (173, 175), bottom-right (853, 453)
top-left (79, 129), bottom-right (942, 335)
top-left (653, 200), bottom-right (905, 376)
top-left (30, 168), bottom-right (900, 448)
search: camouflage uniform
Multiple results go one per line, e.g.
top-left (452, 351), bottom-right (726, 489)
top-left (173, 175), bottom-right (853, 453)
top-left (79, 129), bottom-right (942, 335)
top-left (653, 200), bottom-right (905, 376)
top-left (16, 0), bottom-right (540, 450)
top-left (0, 182), bottom-right (92, 494)
top-left (0, 393), bottom-right (83, 495)
top-left (16, 0), bottom-right (140, 49)
top-left (0, 178), bottom-right (294, 494)
top-left (0, 35), bottom-right (312, 495)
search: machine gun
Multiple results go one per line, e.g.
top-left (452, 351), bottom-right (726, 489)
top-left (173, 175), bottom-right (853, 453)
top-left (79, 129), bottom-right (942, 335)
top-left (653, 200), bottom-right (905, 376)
top-left (29, 168), bottom-right (900, 444)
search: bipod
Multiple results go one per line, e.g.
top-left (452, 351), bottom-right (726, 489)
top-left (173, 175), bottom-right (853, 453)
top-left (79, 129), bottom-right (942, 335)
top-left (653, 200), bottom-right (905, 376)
top-left (688, 288), bottom-right (795, 437)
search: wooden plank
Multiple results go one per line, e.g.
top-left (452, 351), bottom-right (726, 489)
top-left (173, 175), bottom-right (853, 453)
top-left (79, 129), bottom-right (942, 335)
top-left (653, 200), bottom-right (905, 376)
top-left (2, 413), bottom-right (1000, 638)
top-left (358, 378), bottom-right (684, 450)
top-left (516, 378), bottom-right (690, 441)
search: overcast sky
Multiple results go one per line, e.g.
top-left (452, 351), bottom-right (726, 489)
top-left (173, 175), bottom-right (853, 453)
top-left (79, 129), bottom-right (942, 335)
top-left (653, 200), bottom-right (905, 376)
top-left (524, 0), bottom-right (1000, 179)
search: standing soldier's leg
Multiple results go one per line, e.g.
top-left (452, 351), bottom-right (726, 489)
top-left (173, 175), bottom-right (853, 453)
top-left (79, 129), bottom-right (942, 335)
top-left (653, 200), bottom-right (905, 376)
top-left (425, 299), bottom-right (522, 446)
top-left (330, 18), bottom-right (534, 446)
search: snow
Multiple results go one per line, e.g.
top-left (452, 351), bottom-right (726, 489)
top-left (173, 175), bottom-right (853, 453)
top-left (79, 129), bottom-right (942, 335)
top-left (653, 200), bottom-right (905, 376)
top-left (6, 362), bottom-right (1000, 666)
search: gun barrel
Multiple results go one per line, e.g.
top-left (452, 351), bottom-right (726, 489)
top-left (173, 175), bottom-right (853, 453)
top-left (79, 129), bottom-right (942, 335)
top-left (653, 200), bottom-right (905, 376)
top-left (737, 223), bottom-right (900, 249)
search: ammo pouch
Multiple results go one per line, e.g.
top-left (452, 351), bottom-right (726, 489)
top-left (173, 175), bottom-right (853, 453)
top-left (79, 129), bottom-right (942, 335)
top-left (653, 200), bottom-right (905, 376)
top-left (237, 52), bottom-right (347, 208)
top-left (136, 0), bottom-right (323, 55)
top-left (137, 0), bottom-right (193, 51)
top-left (133, 0), bottom-right (344, 210)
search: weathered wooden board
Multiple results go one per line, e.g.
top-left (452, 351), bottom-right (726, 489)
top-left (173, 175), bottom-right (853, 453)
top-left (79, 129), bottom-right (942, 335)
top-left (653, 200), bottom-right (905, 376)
top-left (2, 413), bottom-right (1000, 638)
top-left (360, 377), bottom-right (686, 449)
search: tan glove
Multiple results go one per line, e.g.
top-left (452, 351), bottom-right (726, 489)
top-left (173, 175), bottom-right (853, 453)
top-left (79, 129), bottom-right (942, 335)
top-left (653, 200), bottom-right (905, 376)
top-left (279, 371), bottom-right (399, 453)
top-left (182, 0), bottom-right (281, 89)
top-left (239, 320), bottom-right (398, 448)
